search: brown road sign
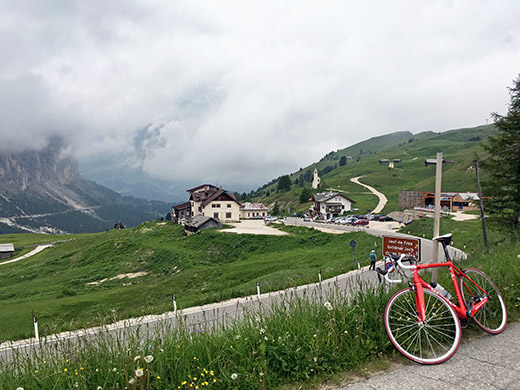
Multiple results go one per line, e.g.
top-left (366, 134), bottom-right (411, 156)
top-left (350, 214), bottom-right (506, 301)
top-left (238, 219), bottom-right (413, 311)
top-left (382, 236), bottom-right (421, 260)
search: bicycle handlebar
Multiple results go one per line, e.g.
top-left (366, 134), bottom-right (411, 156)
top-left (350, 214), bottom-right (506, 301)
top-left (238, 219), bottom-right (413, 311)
top-left (377, 253), bottom-right (417, 285)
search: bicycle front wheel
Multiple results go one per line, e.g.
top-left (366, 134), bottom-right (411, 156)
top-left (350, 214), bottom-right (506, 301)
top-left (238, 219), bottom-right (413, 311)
top-left (385, 288), bottom-right (461, 364)
top-left (459, 268), bottom-right (507, 334)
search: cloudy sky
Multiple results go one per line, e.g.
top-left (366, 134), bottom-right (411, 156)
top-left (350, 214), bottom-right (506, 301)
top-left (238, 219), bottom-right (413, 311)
top-left (1, 0), bottom-right (519, 189)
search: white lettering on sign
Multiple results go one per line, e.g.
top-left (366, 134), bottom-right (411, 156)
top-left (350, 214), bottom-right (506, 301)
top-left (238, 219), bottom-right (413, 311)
top-left (382, 236), bottom-right (421, 260)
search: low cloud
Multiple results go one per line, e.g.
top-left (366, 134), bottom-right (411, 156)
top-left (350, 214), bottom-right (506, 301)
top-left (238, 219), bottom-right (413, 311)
top-left (1, 0), bottom-right (519, 187)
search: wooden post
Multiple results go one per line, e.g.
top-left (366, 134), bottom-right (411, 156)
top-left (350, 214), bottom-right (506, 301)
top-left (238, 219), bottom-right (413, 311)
top-left (432, 152), bottom-right (443, 283)
top-left (474, 160), bottom-right (488, 249)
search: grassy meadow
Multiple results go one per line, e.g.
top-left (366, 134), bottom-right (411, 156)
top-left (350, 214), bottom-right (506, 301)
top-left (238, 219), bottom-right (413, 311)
top-left (1, 231), bottom-right (518, 390)
top-left (0, 222), bottom-right (378, 342)
top-left (253, 125), bottom-right (496, 215)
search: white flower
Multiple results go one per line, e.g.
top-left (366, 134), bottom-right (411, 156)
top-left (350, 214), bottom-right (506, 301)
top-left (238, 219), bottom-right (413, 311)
top-left (112, 367), bottom-right (117, 372)
top-left (129, 378), bottom-right (135, 385)
top-left (135, 368), bottom-right (144, 377)
top-left (263, 336), bottom-right (268, 341)
top-left (134, 355), bottom-right (141, 362)
top-left (259, 372), bottom-right (264, 376)
top-left (314, 357), bottom-right (318, 363)
top-left (16, 387), bottom-right (24, 390)
top-left (231, 373), bottom-right (238, 381)
top-left (259, 328), bottom-right (266, 334)
top-left (324, 301), bottom-right (333, 311)
top-left (144, 355), bottom-right (153, 363)
top-left (234, 334), bottom-right (241, 340)
top-left (97, 387), bottom-right (103, 390)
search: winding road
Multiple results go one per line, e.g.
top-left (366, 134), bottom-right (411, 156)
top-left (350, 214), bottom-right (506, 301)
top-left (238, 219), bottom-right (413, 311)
top-left (350, 176), bottom-right (388, 213)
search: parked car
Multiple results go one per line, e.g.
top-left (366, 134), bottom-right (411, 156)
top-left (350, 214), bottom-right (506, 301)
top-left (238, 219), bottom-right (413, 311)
top-left (345, 217), bottom-right (358, 225)
top-left (353, 219), bottom-right (369, 226)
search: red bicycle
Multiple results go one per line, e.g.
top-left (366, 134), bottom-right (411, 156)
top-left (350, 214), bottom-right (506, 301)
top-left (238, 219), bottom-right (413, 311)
top-left (377, 233), bottom-right (507, 364)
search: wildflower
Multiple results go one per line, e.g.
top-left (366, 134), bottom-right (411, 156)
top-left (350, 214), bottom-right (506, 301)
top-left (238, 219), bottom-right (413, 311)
top-left (97, 387), bottom-right (103, 390)
top-left (135, 368), bottom-right (144, 377)
top-left (324, 301), bottom-right (333, 311)
top-left (231, 373), bottom-right (238, 380)
top-left (34, 370), bottom-right (39, 373)
top-left (144, 355), bottom-right (154, 363)
top-left (16, 387), bottom-right (24, 390)
top-left (112, 368), bottom-right (117, 372)
top-left (129, 378), bottom-right (135, 385)
top-left (210, 371), bottom-right (214, 376)
top-left (234, 334), bottom-right (241, 340)
top-left (260, 372), bottom-right (264, 376)
top-left (259, 328), bottom-right (266, 334)
top-left (134, 355), bottom-right (141, 362)
top-left (157, 376), bottom-right (161, 379)
top-left (64, 368), bottom-right (68, 372)
top-left (263, 336), bottom-right (268, 341)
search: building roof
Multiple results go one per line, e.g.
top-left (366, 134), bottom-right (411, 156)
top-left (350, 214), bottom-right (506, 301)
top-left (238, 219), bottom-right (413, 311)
top-left (186, 184), bottom-right (220, 193)
top-left (313, 192), bottom-right (356, 204)
top-left (240, 202), bottom-right (269, 211)
top-left (0, 244), bottom-right (14, 252)
top-left (201, 189), bottom-right (240, 207)
top-left (172, 201), bottom-right (191, 210)
top-left (185, 215), bottom-right (222, 229)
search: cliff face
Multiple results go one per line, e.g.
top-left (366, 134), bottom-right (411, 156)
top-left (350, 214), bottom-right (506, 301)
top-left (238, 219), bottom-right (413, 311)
top-left (0, 143), bottom-right (169, 234)
top-left (0, 143), bottom-right (78, 191)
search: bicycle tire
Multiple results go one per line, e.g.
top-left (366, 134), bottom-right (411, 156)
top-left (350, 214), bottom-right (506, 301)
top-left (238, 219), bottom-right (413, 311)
top-left (385, 288), bottom-right (461, 364)
top-left (459, 268), bottom-right (507, 334)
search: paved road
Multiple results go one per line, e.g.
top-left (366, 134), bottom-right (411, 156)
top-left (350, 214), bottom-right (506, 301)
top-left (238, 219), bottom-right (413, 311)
top-left (350, 176), bottom-right (388, 214)
top-left (333, 321), bottom-right (520, 390)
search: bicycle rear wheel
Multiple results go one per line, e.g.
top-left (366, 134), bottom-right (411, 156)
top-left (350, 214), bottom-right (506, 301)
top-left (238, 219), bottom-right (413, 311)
top-left (459, 268), bottom-right (507, 334)
top-left (385, 288), bottom-right (461, 364)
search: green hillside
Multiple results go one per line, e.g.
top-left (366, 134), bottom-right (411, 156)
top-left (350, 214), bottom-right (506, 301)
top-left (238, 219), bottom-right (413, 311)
top-left (0, 222), bottom-right (376, 342)
top-left (251, 124), bottom-right (496, 214)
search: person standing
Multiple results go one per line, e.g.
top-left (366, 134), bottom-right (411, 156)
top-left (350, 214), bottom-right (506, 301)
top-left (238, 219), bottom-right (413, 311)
top-left (369, 249), bottom-right (377, 270)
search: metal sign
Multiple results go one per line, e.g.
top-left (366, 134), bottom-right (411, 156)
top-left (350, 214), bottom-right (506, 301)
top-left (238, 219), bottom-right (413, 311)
top-left (382, 236), bottom-right (421, 261)
top-left (349, 240), bottom-right (357, 249)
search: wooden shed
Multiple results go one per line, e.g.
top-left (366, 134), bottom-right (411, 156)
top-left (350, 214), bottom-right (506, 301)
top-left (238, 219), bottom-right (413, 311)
top-left (0, 243), bottom-right (15, 260)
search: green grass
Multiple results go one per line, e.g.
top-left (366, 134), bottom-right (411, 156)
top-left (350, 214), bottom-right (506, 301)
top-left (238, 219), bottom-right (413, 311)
top-left (254, 124), bottom-right (496, 214)
top-left (1, 236), bottom-right (518, 390)
top-left (0, 222), bottom-right (379, 342)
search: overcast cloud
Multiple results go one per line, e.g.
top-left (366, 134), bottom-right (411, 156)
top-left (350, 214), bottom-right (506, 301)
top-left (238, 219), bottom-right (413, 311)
top-left (1, 0), bottom-right (519, 188)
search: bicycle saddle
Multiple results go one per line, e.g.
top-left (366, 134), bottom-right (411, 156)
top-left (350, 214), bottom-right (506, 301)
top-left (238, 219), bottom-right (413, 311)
top-left (433, 233), bottom-right (452, 245)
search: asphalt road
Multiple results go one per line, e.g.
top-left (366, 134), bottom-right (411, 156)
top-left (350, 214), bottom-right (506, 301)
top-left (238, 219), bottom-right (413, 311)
top-left (334, 321), bottom-right (520, 390)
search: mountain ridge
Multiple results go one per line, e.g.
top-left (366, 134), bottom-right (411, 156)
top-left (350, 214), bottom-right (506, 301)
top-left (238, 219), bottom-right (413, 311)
top-left (0, 144), bottom-right (170, 234)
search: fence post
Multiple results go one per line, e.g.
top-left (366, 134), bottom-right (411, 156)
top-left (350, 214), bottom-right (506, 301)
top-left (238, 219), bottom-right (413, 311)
top-left (256, 281), bottom-right (260, 297)
top-left (172, 294), bottom-right (177, 314)
top-left (33, 315), bottom-right (39, 341)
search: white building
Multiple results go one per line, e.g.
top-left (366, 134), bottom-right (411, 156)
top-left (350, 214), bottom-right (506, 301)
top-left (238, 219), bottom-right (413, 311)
top-left (240, 202), bottom-right (269, 219)
top-left (311, 192), bottom-right (356, 219)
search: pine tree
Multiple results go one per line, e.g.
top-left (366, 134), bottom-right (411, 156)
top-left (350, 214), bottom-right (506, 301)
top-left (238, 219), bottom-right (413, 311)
top-left (482, 75), bottom-right (520, 233)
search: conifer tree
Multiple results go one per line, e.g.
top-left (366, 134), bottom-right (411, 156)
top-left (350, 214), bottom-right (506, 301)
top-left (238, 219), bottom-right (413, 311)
top-left (482, 75), bottom-right (520, 233)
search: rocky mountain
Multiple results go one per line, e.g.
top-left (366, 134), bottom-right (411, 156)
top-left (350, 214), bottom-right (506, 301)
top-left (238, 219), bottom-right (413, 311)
top-left (0, 142), bottom-right (170, 234)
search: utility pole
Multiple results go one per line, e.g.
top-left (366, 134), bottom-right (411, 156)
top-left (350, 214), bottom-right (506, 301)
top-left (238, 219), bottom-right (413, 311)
top-left (474, 160), bottom-right (488, 249)
top-left (432, 152), bottom-right (443, 283)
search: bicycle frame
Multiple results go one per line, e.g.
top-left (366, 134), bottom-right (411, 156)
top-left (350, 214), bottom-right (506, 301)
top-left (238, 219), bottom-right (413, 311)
top-left (411, 260), bottom-right (489, 323)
